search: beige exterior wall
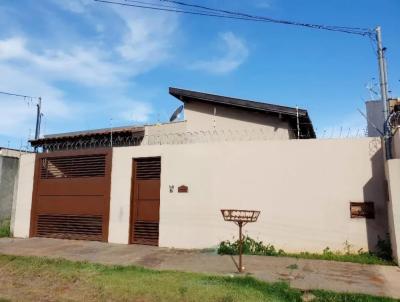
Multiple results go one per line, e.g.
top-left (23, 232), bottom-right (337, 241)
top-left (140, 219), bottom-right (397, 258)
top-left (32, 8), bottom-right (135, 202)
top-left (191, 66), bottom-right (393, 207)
top-left (144, 121), bottom-right (187, 137)
top-left (110, 137), bottom-right (388, 252)
top-left (0, 148), bottom-right (26, 158)
top-left (184, 102), bottom-right (293, 139)
top-left (143, 121), bottom-right (187, 145)
top-left (108, 145), bottom-right (167, 244)
top-left (11, 138), bottom-right (388, 253)
top-left (11, 153), bottom-right (35, 238)
top-left (387, 128), bottom-right (400, 264)
top-left (392, 127), bottom-right (400, 159)
top-left (386, 159), bottom-right (400, 264)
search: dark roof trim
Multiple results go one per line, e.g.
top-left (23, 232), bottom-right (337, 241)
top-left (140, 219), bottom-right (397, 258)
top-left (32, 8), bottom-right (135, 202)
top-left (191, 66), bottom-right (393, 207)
top-left (169, 87), bottom-right (315, 138)
top-left (42, 126), bottom-right (144, 139)
top-left (30, 126), bottom-right (144, 146)
top-left (169, 87), bottom-right (307, 117)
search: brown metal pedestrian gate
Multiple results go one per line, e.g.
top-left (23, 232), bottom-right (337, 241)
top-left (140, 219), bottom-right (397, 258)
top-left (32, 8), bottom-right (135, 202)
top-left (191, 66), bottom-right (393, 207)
top-left (130, 157), bottom-right (161, 246)
top-left (30, 149), bottom-right (112, 241)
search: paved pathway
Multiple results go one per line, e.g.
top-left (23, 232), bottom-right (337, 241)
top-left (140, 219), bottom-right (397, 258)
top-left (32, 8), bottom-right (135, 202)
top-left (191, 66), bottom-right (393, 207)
top-left (1, 238), bottom-right (400, 299)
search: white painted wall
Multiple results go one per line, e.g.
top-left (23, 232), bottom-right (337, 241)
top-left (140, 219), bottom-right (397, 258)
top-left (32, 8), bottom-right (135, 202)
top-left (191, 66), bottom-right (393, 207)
top-left (144, 121), bottom-right (186, 137)
top-left (12, 153), bottom-right (35, 238)
top-left (110, 137), bottom-right (388, 253)
top-left (386, 159), bottom-right (400, 264)
top-left (184, 102), bottom-right (293, 139)
top-left (12, 138), bottom-right (388, 253)
top-left (108, 145), bottom-right (166, 244)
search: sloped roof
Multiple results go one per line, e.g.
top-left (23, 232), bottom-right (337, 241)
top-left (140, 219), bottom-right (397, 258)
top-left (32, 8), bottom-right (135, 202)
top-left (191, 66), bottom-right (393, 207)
top-left (169, 87), bottom-right (315, 138)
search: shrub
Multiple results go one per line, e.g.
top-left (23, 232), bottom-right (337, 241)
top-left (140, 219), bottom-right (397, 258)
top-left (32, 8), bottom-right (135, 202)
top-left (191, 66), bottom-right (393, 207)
top-left (0, 219), bottom-right (11, 238)
top-left (217, 236), bottom-right (394, 265)
top-left (217, 236), bottom-right (285, 256)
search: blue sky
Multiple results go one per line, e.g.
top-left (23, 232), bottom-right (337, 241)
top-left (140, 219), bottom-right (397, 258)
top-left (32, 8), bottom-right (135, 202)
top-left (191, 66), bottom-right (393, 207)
top-left (0, 0), bottom-right (399, 148)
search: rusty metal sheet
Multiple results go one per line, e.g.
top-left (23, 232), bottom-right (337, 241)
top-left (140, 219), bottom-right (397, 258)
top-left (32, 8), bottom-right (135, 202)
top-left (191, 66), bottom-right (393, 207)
top-left (130, 157), bottom-right (161, 246)
top-left (30, 148), bottom-right (112, 242)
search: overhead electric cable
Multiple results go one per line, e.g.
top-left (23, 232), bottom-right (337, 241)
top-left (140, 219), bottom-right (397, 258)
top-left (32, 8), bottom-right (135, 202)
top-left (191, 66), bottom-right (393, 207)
top-left (94, 0), bottom-right (269, 22)
top-left (0, 90), bottom-right (43, 147)
top-left (160, 0), bottom-right (374, 35)
top-left (0, 91), bottom-right (38, 99)
top-left (95, 0), bottom-right (374, 36)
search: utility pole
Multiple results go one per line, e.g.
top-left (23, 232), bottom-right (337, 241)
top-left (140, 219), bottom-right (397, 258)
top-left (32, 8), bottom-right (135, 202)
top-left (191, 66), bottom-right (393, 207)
top-left (0, 91), bottom-right (42, 152)
top-left (375, 26), bottom-right (391, 158)
top-left (34, 97), bottom-right (42, 152)
top-left (375, 26), bottom-right (389, 123)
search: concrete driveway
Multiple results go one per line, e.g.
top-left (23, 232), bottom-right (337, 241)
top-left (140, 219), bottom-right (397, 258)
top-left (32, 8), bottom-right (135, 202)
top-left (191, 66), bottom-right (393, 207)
top-left (0, 237), bottom-right (399, 299)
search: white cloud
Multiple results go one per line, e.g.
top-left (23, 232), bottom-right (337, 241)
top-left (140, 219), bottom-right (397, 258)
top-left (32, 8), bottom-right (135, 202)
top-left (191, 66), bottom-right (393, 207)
top-left (0, 64), bottom-right (71, 139)
top-left (0, 37), bottom-right (28, 60)
top-left (190, 32), bottom-right (249, 74)
top-left (120, 101), bottom-right (153, 123)
top-left (51, 0), bottom-right (91, 13)
top-left (0, 0), bottom-right (181, 144)
top-left (0, 37), bottom-right (127, 86)
top-left (113, 4), bottom-right (178, 67)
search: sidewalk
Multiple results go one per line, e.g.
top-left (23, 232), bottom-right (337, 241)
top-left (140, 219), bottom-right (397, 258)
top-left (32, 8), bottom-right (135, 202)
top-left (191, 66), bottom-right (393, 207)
top-left (0, 237), bottom-right (399, 298)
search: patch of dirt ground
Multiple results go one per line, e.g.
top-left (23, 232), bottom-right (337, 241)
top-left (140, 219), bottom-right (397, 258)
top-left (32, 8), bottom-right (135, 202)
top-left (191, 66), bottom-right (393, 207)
top-left (0, 265), bottom-right (102, 302)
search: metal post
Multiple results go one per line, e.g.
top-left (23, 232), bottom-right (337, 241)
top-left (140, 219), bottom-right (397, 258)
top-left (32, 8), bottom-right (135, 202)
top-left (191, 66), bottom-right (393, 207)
top-left (238, 222), bottom-right (243, 273)
top-left (34, 97), bottom-right (42, 152)
top-left (110, 118), bottom-right (113, 147)
top-left (376, 26), bottom-right (392, 158)
top-left (376, 26), bottom-right (389, 123)
top-left (296, 106), bottom-right (300, 139)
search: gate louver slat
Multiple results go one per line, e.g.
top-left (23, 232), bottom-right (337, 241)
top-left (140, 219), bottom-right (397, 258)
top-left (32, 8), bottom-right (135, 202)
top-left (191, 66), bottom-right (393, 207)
top-left (36, 214), bottom-right (103, 241)
top-left (40, 155), bottom-right (106, 179)
top-left (135, 158), bottom-right (161, 180)
top-left (133, 221), bottom-right (159, 245)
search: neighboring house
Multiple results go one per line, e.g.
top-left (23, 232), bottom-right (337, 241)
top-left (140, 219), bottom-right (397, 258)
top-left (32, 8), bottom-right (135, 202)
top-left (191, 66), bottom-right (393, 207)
top-left (366, 97), bottom-right (400, 137)
top-left (366, 100), bottom-right (384, 137)
top-left (0, 148), bottom-right (22, 222)
top-left (11, 88), bottom-right (393, 259)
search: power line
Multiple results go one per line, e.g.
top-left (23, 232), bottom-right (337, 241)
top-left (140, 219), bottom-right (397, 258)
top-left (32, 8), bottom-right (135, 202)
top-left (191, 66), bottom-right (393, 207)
top-left (0, 90), bottom-right (43, 147)
top-left (159, 0), bottom-right (373, 35)
top-left (95, 0), bottom-right (374, 37)
top-left (0, 90), bottom-right (38, 100)
top-left (94, 0), bottom-right (270, 22)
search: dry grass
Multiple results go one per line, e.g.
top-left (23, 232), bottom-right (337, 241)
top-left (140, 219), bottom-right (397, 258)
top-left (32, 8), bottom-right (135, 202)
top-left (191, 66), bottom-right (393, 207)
top-left (0, 254), bottom-right (398, 302)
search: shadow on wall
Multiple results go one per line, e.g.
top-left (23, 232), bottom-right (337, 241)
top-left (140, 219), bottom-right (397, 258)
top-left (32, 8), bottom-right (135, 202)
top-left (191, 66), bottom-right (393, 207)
top-left (363, 138), bottom-right (389, 252)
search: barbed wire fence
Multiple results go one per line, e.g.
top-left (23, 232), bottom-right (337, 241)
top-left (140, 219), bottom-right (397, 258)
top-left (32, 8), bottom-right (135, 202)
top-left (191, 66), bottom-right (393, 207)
top-left (142, 126), bottom-right (368, 146)
top-left (315, 127), bottom-right (368, 139)
top-left (32, 126), bottom-right (370, 152)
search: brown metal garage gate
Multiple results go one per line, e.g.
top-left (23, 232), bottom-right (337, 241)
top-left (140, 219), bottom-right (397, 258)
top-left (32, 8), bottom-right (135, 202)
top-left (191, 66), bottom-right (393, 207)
top-left (29, 149), bottom-right (112, 242)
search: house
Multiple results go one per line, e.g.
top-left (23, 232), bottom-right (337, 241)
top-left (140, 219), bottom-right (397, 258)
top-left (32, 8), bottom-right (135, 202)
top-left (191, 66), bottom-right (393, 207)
top-left (11, 88), bottom-right (391, 258)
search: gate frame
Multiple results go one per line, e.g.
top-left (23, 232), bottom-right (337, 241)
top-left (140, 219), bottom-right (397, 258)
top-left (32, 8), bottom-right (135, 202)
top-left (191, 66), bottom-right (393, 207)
top-left (129, 156), bottom-right (161, 245)
top-left (29, 148), bottom-right (112, 242)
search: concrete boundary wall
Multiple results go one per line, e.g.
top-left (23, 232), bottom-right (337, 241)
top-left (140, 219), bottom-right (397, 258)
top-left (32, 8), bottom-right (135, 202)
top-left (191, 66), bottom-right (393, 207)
top-left (12, 153), bottom-right (35, 238)
top-left (386, 159), bottom-right (400, 263)
top-left (110, 138), bottom-right (388, 253)
top-left (0, 156), bottom-right (19, 222)
top-left (11, 139), bottom-right (388, 253)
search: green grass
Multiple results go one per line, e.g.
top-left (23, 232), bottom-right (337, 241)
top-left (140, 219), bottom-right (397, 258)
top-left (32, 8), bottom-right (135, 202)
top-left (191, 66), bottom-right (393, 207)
top-left (218, 236), bottom-right (395, 266)
top-left (0, 254), bottom-right (398, 302)
top-left (0, 220), bottom-right (10, 238)
top-left (284, 250), bottom-right (393, 266)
